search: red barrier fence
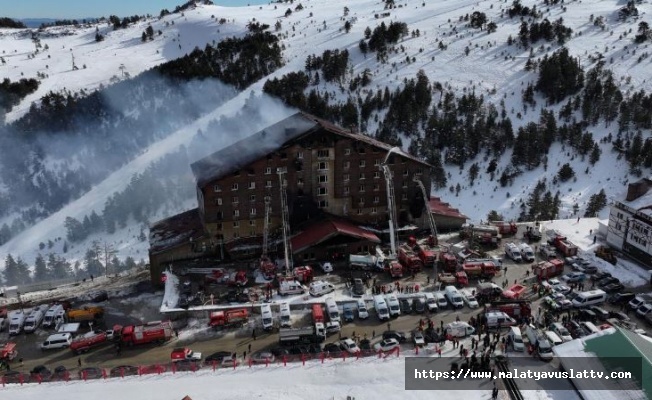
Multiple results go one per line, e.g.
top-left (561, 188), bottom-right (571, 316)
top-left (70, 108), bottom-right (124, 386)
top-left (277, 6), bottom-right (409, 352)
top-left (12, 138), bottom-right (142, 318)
top-left (0, 347), bottom-right (401, 387)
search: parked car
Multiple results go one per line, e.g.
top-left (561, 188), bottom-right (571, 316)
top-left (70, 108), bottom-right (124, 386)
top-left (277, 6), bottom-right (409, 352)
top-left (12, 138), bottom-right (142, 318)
top-left (2, 371), bottom-right (30, 384)
top-left (109, 365), bottom-right (139, 377)
top-left (374, 338), bottom-right (401, 352)
top-left (602, 283), bottom-right (625, 293)
top-left (412, 331), bottom-right (425, 347)
top-left (359, 339), bottom-right (372, 351)
top-left (250, 351), bottom-right (275, 364)
top-left (578, 308), bottom-right (597, 323)
top-left (597, 277), bottom-right (620, 288)
top-left (608, 311), bottom-right (630, 321)
top-left (343, 307), bottom-right (355, 323)
top-left (270, 347), bottom-right (290, 358)
top-left (382, 330), bottom-right (407, 343)
top-left (78, 367), bottom-right (104, 380)
top-left (592, 272), bottom-right (612, 282)
top-left (29, 365), bottom-right (52, 381)
top-left (552, 283), bottom-right (572, 295)
top-left (339, 338), bottom-right (361, 354)
top-left (543, 296), bottom-right (561, 311)
top-left (636, 303), bottom-right (652, 318)
top-left (609, 292), bottom-right (636, 305)
top-left (89, 290), bottom-right (109, 302)
top-left (352, 279), bottom-right (365, 296)
top-left (174, 359), bottom-right (202, 371)
top-left (51, 366), bottom-right (68, 381)
top-left (562, 272), bottom-right (586, 283)
top-left (412, 298), bottom-right (426, 313)
top-left (583, 265), bottom-right (598, 274)
top-left (589, 306), bottom-right (610, 321)
top-left (323, 343), bottom-right (342, 357)
top-left (204, 351), bottom-right (235, 366)
top-left (400, 298), bottom-right (413, 314)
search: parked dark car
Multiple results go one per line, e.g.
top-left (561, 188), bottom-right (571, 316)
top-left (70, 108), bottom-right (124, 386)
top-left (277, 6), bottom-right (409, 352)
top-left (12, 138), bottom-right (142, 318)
top-left (424, 327), bottom-right (442, 344)
top-left (323, 342), bottom-right (342, 357)
top-left (589, 306), bottom-right (610, 321)
top-left (564, 321), bottom-right (585, 339)
top-left (110, 365), bottom-right (139, 377)
top-left (52, 365), bottom-right (68, 381)
top-left (79, 367), bottom-right (104, 380)
top-left (583, 265), bottom-right (598, 274)
top-left (400, 299), bottom-right (413, 314)
top-left (29, 365), bottom-right (52, 381)
top-left (225, 290), bottom-right (249, 303)
top-left (352, 279), bottom-right (365, 297)
top-left (3, 371), bottom-right (30, 384)
top-left (598, 277), bottom-right (620, 288)
top-left (578, 308), bottom-right (597, 323)
top-left (359, 339), bottom-right (372, 351)
top-left (307, 344), bottom-right (322, 354)
top-left (204, 351), bottom-right (233, 365)
top-left (270, 347), bottom-right (290, 358)
top-left (608, 311), bottom-right (630, 321)
top-left (592, 272), bottom-right (612, 282)
top-left (174, 359), bottom-right (202, 371)
top-left (609, 292), bottom-right (636, 305)
top-left (382, 330), bottom-right (407, 343)
top-left (602, 283), bottom-right (625, 293)
top-left (413, 298), bottom-right (426, 313)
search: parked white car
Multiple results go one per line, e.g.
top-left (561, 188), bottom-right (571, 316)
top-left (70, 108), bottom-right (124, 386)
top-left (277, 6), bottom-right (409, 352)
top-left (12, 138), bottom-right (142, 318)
top-left (339, 338), bottom-right (361, 354)
top-left (374, 338), bottom-right (400, 352)
top-left (461, 290), bottom-right (479, 308)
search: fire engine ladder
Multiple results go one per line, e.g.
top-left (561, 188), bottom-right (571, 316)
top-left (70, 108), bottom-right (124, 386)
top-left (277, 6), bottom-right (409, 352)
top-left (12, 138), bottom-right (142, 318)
top-left (413, 175), bottom-right (438, 239)
top-left (262, 196), bottom-right (271, 256)
top-left (381, 147), bottom-right (401, 257)
top-left (277, 169), bottom-right (293, 275)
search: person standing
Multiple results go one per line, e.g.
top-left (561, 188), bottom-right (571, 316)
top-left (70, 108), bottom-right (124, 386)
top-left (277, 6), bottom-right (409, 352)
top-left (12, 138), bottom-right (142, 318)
top-left (78, 357), bottom-right (82, 367)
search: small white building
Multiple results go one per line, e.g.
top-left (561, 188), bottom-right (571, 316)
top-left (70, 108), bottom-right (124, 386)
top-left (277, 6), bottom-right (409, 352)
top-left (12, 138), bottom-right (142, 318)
top-left (606, 178), bottom-right (652, 268)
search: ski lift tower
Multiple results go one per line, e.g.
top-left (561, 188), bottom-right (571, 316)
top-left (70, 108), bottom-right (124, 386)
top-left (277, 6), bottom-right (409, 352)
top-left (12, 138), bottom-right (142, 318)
top-left (380, 147), bottom-right (401, 258)
top-left (277, 168), bottom-right (293, 276)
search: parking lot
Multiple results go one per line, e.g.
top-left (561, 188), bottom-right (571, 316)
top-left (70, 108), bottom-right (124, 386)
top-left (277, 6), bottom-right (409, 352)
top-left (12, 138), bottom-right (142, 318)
top-left (2, 224), bottom-right (651, 385)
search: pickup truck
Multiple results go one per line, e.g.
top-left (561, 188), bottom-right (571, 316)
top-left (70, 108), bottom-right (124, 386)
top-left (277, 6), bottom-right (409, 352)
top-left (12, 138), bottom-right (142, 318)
top-left (171, 347), bottom-right (202, 362)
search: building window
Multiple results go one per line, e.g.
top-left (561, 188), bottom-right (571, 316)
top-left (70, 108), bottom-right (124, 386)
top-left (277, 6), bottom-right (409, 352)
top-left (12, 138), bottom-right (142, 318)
top-left (265, 167), bottom-right (272, 175)
top-left (216, 223), bottom-right (223, 230)
top-left (344, 161), bottom-right (350, 169)
top-left (373, 183), bottom-right (380, 191)
top-left (374, 171), bottom-right (380, 179)
top-left (231, 183), bottom-right (238, 191)
top-left (359, 173), bottom-right (365, 180)
top-left (615, 223), bottom-right (622, 230)
top-left (249, 220), bottom-right (256, 227)
top-left (415, 168), bottom-right (423, 176)
top-left (277, 166), bottom-right (288, 173)
top-left (266, 180), bottom-right (272, 188)
top-left (343, 186), bottom-right (350, 195)
top-left (216, 211), bottom-right (223, 220)
top-left (213, 184), bottom-right (221, 192)
top-left (358, 198), bottom-right (365, 206)
top-left (358, 147), bottom-right (366, 154)
top-left (232, 196), bottom-right (239, 205)
top-left (297, 151), bottom-right (304, 159)
top-left (318, 200), bottom-right (329, 208)
top-left (317, 149), bottom-right (329, 158)
top-left (617, 212), bottom-right (623, 219)
top-left (319, 187), bottom-right (328, 196)
top-left (247, 168), bottom-right (255, 176)
top-left (402, 181), bottom-right (408, 188)
top-left (344, 174), bottom-right (350, 181)
top-left (249, 182), bottom-right (256, 190)
top-left (250, 194), bottom-right (256, 202)
top-left (374, 159), bottom-right (381, 166)
top-left (371, 207), bottom-right (378, 214)
top-left (403, 169), bottom-right (409, 177)
top-left (214, 198), bottom-right (222, 205)
top-left (318, 161), bottom-right (328, 171)
top-left (233, 221), bottom-right (240, 228)
top-left (250, 208), bottom-right (256, 216)
top-left (373, 196), bottom-right (380, 204)
top-left (318, 175), bottom-right (328, 183)
top-left (233, 210), bottom-right (240, 218)
top-left (401, 193), bottom-right (408, 200)
top-left (297, 177), bottom-right (304, 186)
top-left (359, 160), bottom-right (366, 168)
top-left (357, 209), bottom-right (363, 215)
top-left (264, 195), bottom-right (271, 202)
top-left (359, 184), bottom-right (365, 192)
top-left (345, 148), bottom-right (351, 156)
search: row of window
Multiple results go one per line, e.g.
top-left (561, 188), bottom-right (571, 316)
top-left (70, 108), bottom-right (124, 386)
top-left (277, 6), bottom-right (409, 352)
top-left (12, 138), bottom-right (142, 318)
top-left (629, 232), bottom-right (648, 247)
top-left (214, 195), bottom-right (272, 205)
top-left (631, 222), bottom-right (650, 237)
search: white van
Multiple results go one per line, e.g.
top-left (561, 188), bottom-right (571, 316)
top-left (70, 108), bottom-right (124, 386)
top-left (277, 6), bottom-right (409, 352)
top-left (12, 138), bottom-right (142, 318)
top-left (309, 280), bottom-right (335, 297)
top-left (435, 292), bottom-right (448, 309)
top-left (423, 293), bottom-right (439, 312)
top-left (373, 295), bottom-right (390, 321)
top-left (325, 297), bottom-right (340, 323)
top-left (544, 331), bottom-right (563, 346)
top-left (508, 326), bottom-right (524, 352)
top-left (43, 304), bottom-right (65, 328)
top-left (445, 286), bottom-right (464, 309)
top-left (485, 311), bottom-right (516, 329)
top-left (41, 333), bottom-right (72, 350)
top-left (571, 290), bottom-right (607, 308)
top-left (279, 302), bottom-right (291, 328)
top-left (525, 324), bottom-right (553, 360)
top-left (504, 242), bottom-right (522, 262)
top-left (550, 322), bottom-right (573, 342)
top-left (8, 311), bottom-right (25, 336)
top-left (444, 321), bottom-right (475, 338)
top-left (518, 243), bottom-right (535, 262)
top-left (357, 299), bottom-right (369, 319)
top-left (23, 309), bottom-right (45, 333)
top-left (385, 294), bottom-right (401, 317)
top-left (279, 281), bottom-right (306, 296)
top-left (260, 304), bottom-right (274, 331)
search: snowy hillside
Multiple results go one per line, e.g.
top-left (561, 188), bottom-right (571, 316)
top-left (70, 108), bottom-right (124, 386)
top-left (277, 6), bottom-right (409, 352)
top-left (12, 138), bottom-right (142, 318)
top-left (1, 0), bottom-right (652, 271)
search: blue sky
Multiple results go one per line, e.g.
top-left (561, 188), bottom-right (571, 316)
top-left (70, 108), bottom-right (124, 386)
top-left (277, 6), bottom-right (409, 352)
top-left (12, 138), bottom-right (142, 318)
top-left (5, 0), bottom-right (268, 19)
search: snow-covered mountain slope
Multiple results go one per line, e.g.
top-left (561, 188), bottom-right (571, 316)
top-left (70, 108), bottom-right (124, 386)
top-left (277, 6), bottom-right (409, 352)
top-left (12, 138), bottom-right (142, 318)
top-left (1, 0), bottom-right (651, 270)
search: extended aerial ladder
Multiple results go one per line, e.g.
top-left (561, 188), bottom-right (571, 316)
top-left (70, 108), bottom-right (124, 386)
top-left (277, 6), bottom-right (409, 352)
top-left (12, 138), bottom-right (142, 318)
top-left (381, 147), bottom-right (401, 257)
top-left (278, 169), bottom-right (293, 276)
top-left (413, 175), bottom-right (438, 245)
top-left (262, 196), bottom-right (272, 256)
top-left (258, 196), bottom-right (277, 280)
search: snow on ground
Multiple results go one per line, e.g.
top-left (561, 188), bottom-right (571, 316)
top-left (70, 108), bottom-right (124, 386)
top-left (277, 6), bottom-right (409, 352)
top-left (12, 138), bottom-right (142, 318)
top-left (0, 339), bottom-right (493, 400)
top-left (542, 219), bottom-right (650, 287)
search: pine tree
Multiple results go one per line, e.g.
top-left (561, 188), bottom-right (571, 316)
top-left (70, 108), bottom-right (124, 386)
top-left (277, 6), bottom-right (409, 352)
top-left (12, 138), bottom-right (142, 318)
top-left (33, 254), bottom-right (49, 282)
top-left (4, 255), bottom-right (31, 285)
